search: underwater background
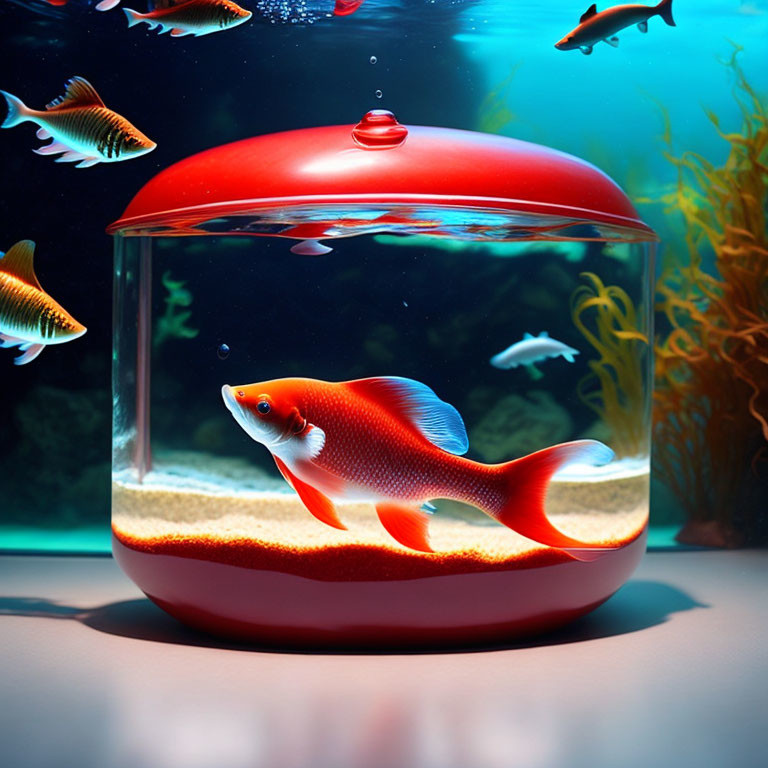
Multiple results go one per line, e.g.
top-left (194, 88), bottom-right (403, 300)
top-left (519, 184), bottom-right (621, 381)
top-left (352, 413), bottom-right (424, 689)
top-left (0, 0), bottom-right (766, 551)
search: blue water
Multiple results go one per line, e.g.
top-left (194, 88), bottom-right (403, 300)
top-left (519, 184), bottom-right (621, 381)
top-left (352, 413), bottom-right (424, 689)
top-left (0, 0), bottom-right (765, 551)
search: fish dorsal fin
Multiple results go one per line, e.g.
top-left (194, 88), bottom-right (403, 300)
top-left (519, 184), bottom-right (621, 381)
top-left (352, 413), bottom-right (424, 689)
top-left (346, 376), bottom-right (469, 455)
top-left (0, 240), bottom-right (41, 289)
top-left (580, 3), bottom-right (598, 22)
top-left (523, 332), bottom-right (534, 340)
top-left (46, 77), bottom-right (105, 111)
top-left (539, 331), bottom-right (549, 338)
top-left (151, 0), bottom-right (179, 8)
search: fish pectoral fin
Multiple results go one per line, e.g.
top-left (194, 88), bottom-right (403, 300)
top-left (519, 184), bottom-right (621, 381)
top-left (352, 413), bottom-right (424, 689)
top-left (604, 36), bottom-right (619, 47)
top-left (14, 344), bottom-right (45, 365)
top-left (272, 455), bottom-right (347, 531)
top-left (56, 151), bottom-right (87, 163)
top-left (33, 142), bottom-right (69, 156)
top-left (637, 20), bottom-right (648, 32)
top-left (375, 503), bottom-right (433, 553)
top-left (579, 45), bottom-right (593, 55)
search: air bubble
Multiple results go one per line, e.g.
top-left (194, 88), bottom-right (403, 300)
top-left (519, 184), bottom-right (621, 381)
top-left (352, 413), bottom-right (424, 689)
top-left (375, 89), bottom-right (383, 99)
top-left (217, 343), bottom-right (230, 360)
top-left (369, 56), bottom-right (377, 64)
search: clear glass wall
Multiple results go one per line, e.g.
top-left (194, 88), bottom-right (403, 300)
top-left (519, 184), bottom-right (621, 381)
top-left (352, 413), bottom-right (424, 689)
top-left (112, 233), bottom-right (654, 566)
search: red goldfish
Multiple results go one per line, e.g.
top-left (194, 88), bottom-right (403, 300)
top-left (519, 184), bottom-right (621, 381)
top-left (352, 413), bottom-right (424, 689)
top-left (222, 376), bottom-right (618, 559)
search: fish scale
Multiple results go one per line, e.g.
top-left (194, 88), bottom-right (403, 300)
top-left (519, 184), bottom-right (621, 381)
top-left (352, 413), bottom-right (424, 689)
top-left (299, 382), bottom-right (492, 506)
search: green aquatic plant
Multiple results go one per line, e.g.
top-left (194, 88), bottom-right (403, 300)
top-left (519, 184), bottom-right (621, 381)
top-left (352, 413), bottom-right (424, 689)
top-left (571, 272), bottom-right (649, 459)
top-left (373, 234), bottom-right (587, 262)
top-left (153, 270), bottom-right (199, 348)
top-left (646, 46), bottom-right (768, 546)
top-left (476, 64), bottom-right (520, 136)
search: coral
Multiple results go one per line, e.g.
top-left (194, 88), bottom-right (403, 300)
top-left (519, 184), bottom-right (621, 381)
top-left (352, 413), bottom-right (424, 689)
top-left (648, 46), bottom-right (768, 546)
top-left (570, 272), bottom-right (650, 459)
top-left (468, 390), bottom-right (572, 462)
top-left (153, 270), bottom-right (199, 348)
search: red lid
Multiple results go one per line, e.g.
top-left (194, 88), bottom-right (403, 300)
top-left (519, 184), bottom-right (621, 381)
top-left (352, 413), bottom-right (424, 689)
top-left (107, 110), bottom-right (657, 245)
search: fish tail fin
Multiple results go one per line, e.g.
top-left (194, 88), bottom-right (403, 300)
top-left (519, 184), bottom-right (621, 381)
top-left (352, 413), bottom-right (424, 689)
top-left (655, 0), bottom-right (675, 26)
top-left (0, 90), bottom-right (31, 129)
top-left (123, 7), bottom-right (143, 26)
top-left (490, 440), bottom-right (619, 561)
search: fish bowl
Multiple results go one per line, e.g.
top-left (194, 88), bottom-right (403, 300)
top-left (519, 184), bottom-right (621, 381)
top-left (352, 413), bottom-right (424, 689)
top-left (108, 110), bottom-right (656, 648)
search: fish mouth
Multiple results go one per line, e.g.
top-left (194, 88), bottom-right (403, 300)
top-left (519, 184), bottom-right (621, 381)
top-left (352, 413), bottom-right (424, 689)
top-left (221, 384), bottom-right (239, 414)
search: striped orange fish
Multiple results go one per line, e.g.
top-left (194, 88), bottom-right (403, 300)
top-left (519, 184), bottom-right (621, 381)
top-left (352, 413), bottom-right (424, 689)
top-left (0, 77), bottom-right (155, 168)
top-left (0, 241), bottom-right (86, 366)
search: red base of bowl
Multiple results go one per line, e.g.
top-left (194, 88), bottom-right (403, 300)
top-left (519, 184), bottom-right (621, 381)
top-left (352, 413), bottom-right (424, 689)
top-left (113, 527), bottom-right (647, 650)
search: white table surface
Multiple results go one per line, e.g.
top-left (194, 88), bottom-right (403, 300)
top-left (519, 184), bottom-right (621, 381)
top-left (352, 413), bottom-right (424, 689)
top-left (1, 551), bottom-right (766, 768)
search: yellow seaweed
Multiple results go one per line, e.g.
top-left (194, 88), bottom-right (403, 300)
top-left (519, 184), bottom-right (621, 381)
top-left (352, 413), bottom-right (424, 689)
top-left (476, 64), bottom-right (520, 136)
top-left (649, 45), bottom-right (768, 545)
top-left (571, 272), bottom-right (649, 459)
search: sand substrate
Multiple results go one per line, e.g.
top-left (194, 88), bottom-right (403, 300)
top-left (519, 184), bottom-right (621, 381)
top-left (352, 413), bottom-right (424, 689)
top-left (112, 456), bottom-right (648, 579)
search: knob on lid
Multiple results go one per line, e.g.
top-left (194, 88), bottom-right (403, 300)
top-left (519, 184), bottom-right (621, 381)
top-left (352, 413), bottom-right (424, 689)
top-left (352, 110), bottom-right (408, 149)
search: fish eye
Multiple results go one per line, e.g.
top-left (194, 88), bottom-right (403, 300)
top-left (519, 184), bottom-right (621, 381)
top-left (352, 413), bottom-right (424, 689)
top-left (257, 400), bottom-right (271, 415)
top-left (237, 390), bottom-right (245, 398)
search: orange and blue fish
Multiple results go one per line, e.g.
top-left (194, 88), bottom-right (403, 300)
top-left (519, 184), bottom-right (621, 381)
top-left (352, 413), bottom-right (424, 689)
top-left (121, 0), bottom-right (252, 38)
top-left (222, 376), bottom-right (617, 558)
top-left (1, 77), bottom-right (155, 168)
top-left (0, 240), bottom-right (86, 365)
top-left (555, 0), bottom-right (675, 55)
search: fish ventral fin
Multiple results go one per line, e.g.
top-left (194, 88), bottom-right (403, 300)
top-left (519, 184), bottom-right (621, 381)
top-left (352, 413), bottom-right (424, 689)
top-left (0, 240), bottom-right (41, 290)
top-left (605, 36), bottom-right (620, 47)
top-left (579, 3), bottom-right (598, 22)
top-left (46, 77), bottom-right (105, 111)
top-left (345, 376), bottom-right (469, 455)
top-left (637, 20), bottom-right (648, 32)
top-left (375, 503), bottom-right (433, 552)
top-left (272, 455), bottom-right (346, 530)
top-left (14, 344), bottom-right (45, 366)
